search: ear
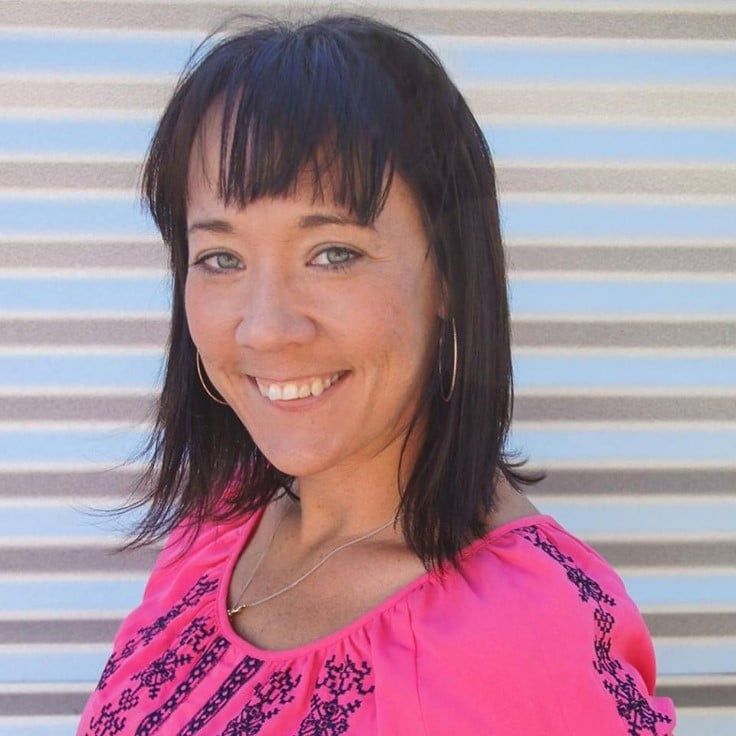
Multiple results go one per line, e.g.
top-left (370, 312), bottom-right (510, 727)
top-left (436, 276), bottom-right (449, 320)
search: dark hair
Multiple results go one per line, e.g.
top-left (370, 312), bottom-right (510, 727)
top-left (133, 13), bottom-right (538, 569)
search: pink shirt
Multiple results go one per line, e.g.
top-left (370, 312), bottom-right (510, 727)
top-left (78, 512), bottom-right (676, 735)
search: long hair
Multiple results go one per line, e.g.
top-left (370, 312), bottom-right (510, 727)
top-left (133, 14), bottom-right (539, 569)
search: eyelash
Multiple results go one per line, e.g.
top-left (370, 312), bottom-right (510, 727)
top-left (191, 246), bottom-right (362, 274)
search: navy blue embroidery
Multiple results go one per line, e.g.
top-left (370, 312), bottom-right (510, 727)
top-left (220, 667), bottom-right (302, 735)
top-left (179, 656), bottom-right (265, 735)
top-left (85, 616), bottom-right (224, 736)
top-left (135, 635), bottom-right (231, 735)
top-left (514, 525), bottom-right (673, 736)
top-left (297, 654), bottom-right (375, 735)
top-left (97, 574), bottom-right (218, 691)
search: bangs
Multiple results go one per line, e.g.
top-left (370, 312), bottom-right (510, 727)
top-left (170, 20), bottom-right (410, 227)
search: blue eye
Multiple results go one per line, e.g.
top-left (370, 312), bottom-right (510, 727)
top-left (194, 252), bottom-right (242, 272)
top-left (312, 246), bottom-right (360, 270)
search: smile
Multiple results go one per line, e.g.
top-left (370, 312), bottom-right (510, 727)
top-left (253, 372), bottom-right (345, 401)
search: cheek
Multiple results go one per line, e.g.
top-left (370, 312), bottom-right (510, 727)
top-left (184, 279), bottom-right (229, 356)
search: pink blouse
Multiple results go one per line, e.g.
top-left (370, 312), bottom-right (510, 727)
top-left (77, 512), bottom-right (676, 735)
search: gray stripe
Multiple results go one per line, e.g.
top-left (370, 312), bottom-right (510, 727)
top-left (1, 3), bottom-right (735, 40)
top-left (657, 682), bottom-right (736, 708)
top-left (515, 396), bottom-right (736, 422)
top-left (0, 240), bottom-right (165, 270)
top-left (6, 161), bottom-right (736, 197)
top-left (0, 317), bottom-right (168, 346)
top-left (0, 680), bottom-right (730, 717)
top-left (0, 692), bottom-right (90, 717)
top-left (508, 245), bottom-right (736, 273)
top-left (593, 540), bottom-right (736, 568)
top-left (513, 320), bottom-right (736, 348)
top-left (0, 395), bottom-right (154, 422)
top-left (6, 240), bottom-right (735, 274)
top-left (536, 468), bottom-right (736, 495)
top-left (0, 469), bottom-right (140, 498)
top-left (7, 394), bottom-right (735, 423)
top-left (3, 78), bottom-right (732, 122)
top-left (0, 545), bottom-right (157, 574)
top-left (1, 468), bottom-right (733, 499)
top-left (498, 166), bottom-right (736, 197)
top-left (0, 617), bottom-right (121, 644)
top-left (0, 160), bottom-right (141, 190)
top-left (645, 611), bottom-right (736, 637)
top-left (0, 78), bottom-right (172, 110)
top-left (469, 86), bottom-right (736, 121)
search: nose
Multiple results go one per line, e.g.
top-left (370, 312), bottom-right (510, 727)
top-left (234, 269), bottom-right (317, 351)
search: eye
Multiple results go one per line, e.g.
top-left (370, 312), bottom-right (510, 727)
top-left (193, 252), bottom-right (243, 272)
top-left (310, 246), bottom-right (360, 270)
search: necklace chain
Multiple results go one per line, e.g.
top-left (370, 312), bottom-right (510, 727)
top-left (227, 503), bottom-right (396, 617)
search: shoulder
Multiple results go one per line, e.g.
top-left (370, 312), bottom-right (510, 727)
top-left (412, 516), bottom-right (676, 734)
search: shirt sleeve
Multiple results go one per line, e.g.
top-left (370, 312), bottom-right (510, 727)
top-left (412, 519), bottom-right (677, 735)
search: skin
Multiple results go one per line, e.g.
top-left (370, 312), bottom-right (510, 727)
top-left (185, 117), bottom-right (536, 650)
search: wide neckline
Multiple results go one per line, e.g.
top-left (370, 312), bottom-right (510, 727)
top-left (216, 506), bottom-right (557, 661)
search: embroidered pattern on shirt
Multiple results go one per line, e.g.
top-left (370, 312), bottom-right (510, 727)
top-left (296, 654), bottom-right (375, 735)
top-left (514, 525), bottom-right (673, 736)
top-left (97, 574), bottom-right (219, 691)
top-left (179, 656), bottom-right (266, 735)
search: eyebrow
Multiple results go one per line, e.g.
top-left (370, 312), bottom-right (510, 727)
top-left (187, 219), bottom-right (235, 235)
top-left (297, 212), bottom-right (373, 230)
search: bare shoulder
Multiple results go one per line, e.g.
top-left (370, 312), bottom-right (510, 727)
top-left (485, 476), bottom-right (540, 531)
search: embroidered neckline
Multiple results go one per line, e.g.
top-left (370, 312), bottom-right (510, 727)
top-left (216, 509), bottom-right (558, 660)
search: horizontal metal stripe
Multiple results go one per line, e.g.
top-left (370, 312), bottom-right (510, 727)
top-left (0, 546), bottom-right (157, 574)
top-left (655, 637), bottom-right (736, 675)
top-left (0, 239), bottom-right (164, 270)
top-left (0, 691), bottom-right (88, 718)
top-left (513, 320), bottom-right (736, 348)
top-left (537, 468), bottom-right (736, 495)
top-left (0, 317), bottom-right (167, 346)
top-left (508, 244), bottom-right (736, 273)
top-left (593, 540), bottom-right (736, 568)
top-left (515, 396), bottom-right (736, 421)
top-left (6, 194), bottom-right (733, 240)
top-left (0, 160), bottom-right (141, 190)
top-left (469, 85), bottom-right (736, 122)
top-left (658, 679), bottom-right (736, 708)
top-left (4, 273), bottom-right (736, 317)
top-left (646, 611), bottom-right (736, 638)
top-left (6, 161), bottom-right (736, 196)
top-left (2, 423), bottom-right (736, 467)
top-left (1, 240), bottom-right (732, 275)
top-left (5, 394), bottom-right (736, 424)
top-left (0, 78), bottom-right (172, 110)
top-left (1, 495), bottom-right (733, 540)
top-left (4, 351), bottom-right (736, 393)
top-left (0, 469), bottom-right (138, 498)
top-left (2, 79), bottom-right (732, 126)
top-left (3, 121), bottom-right (735, 168)
top-left (0, 395), bottom-right (153, 422)
top-left (498, 165), bottom-right (736, 195)
top-left (3, 30), bottom-right (736, 87)
top-left (0, 716), bottom-right (79, 736)
top-left (1, 2), bottom-right (735, 40)
top-left (0, 618), bottom-right (119, 645)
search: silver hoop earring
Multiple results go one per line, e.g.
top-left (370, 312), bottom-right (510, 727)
top-left (439, 318), bottom-right (458, 403)
top-left (196, 352), bottom-right (228, 405)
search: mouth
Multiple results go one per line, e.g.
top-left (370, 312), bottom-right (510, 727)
top-left (251, 371), bottom-right (347, 402)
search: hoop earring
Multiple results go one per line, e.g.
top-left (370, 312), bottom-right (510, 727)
top-left (439, 318), bottom-right (458, 403)
top-left (196, 352), bottom-right (228, 405)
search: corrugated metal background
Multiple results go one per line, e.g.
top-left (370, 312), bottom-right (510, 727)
top-left (0, 1), bottom-right (734, 734)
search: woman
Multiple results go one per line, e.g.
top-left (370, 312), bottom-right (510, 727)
top-left (78, 15), bottom-right (676, 735)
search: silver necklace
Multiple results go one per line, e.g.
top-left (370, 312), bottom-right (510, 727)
top-left (227, 503), bottom-right (396, 617)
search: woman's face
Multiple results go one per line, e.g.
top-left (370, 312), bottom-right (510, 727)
top-left (185, 131), bottom-right (443, 481)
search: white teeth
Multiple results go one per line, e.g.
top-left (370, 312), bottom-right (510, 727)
top-left (255, 373), bottom-right (342, 401)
